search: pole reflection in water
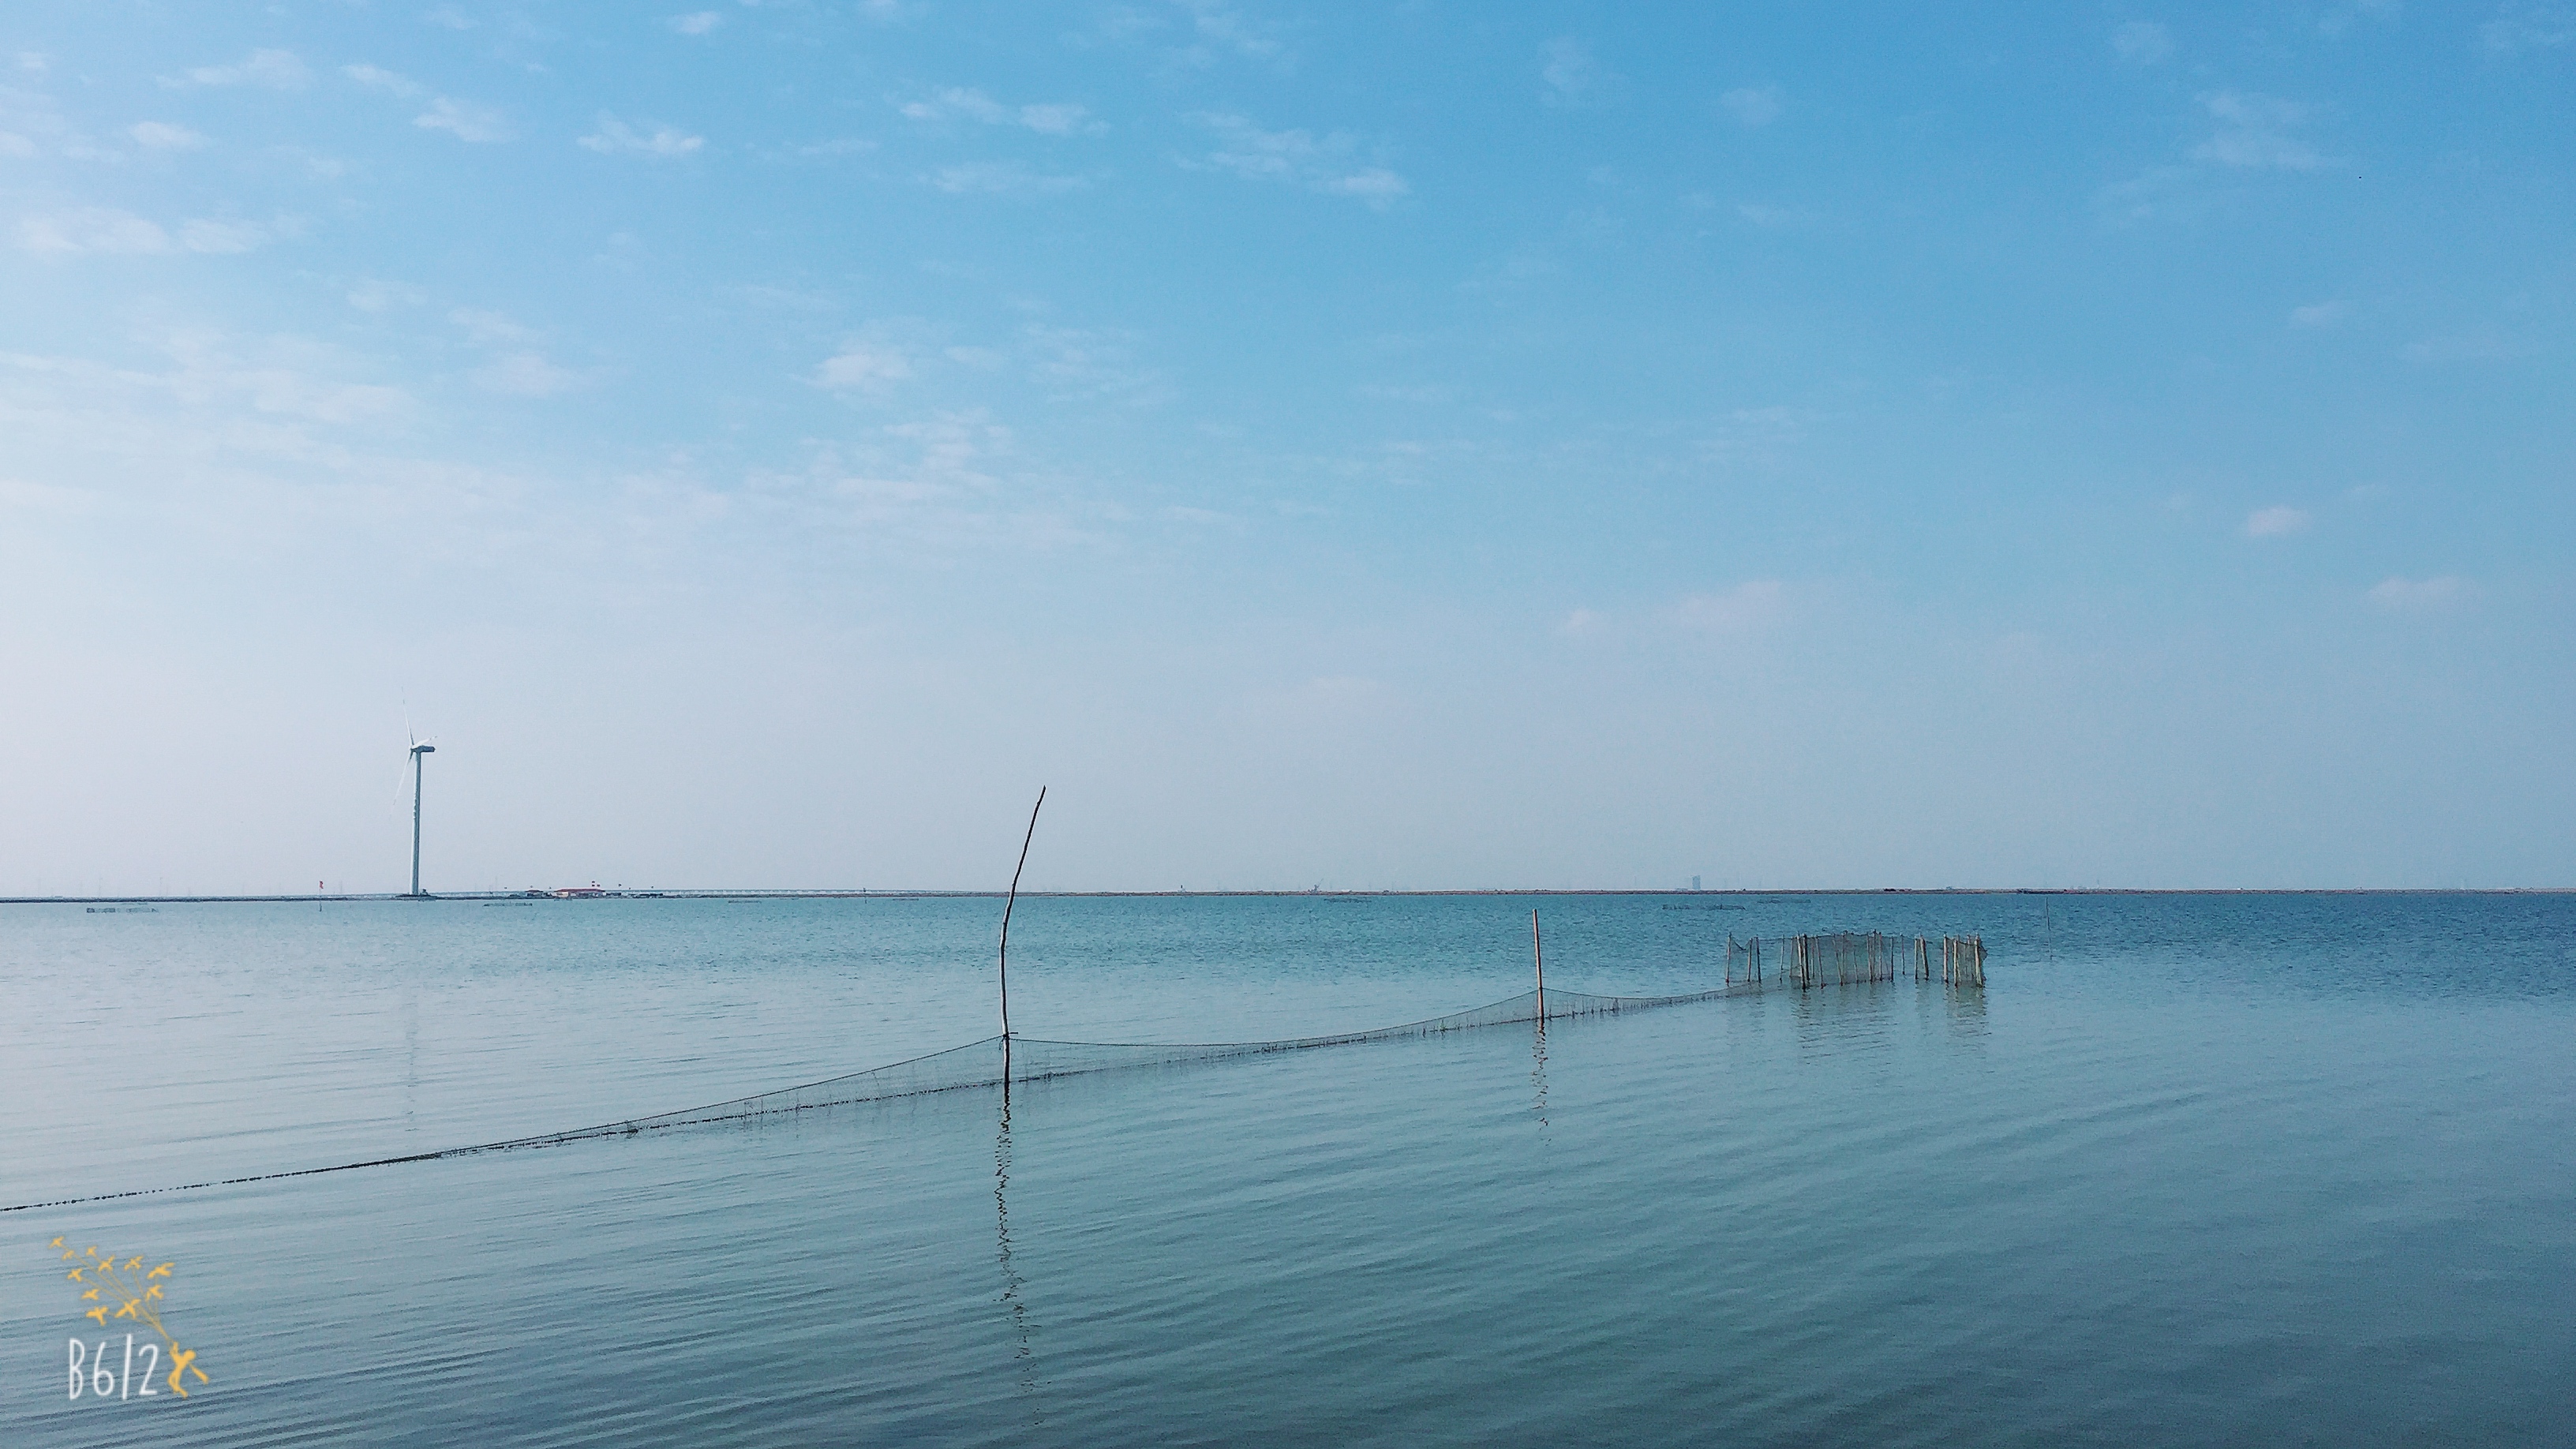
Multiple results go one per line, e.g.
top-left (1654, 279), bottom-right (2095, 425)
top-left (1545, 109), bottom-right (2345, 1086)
top-left (1790, 978), bottom-right (1898, 1058)
top-left (1945, 978), bottom-right (1990, 1041)
top-left (402, 978), bottom-right (419, 1132)
top-left (994, 1091), bottom-right (1041, 1424)
top-left (1530, 1023), bottom-right (1550, 1136)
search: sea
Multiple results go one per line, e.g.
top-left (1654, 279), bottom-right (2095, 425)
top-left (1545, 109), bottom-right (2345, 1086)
top-left (3, 891), bottom-right (2570, 1447)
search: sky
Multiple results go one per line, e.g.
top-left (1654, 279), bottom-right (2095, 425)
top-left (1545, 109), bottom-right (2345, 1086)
top-left (1, 1), bottom-right (2570, 893)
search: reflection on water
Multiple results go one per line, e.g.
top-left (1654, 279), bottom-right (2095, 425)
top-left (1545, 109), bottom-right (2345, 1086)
top-left (1788, 977), bottom-right (1900, 1058)
top-left (2, 893), bottom-right (2570, 1448)
top-left (994, 1095), bottom-right (1041, 1427)
top-left (1529, 1024), bottom-right (1550, 1135)
top-left (1945, 981), bottom-right (1990, 1040)
top-left (401, 978), bottom-right (419, 1131)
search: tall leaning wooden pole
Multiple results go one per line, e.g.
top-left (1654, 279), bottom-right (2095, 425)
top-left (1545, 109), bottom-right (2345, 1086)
top-left (999, 788), bottom-right (1046, 1076)
top-left (1532, 909), bottom-right (1545, 1020)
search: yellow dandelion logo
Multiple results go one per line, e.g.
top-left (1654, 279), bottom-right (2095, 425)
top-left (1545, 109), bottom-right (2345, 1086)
top-left (53, 1240), bottom-right (208, 1399)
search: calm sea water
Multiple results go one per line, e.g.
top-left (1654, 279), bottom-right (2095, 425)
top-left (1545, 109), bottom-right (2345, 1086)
top-left (4, 893), bottom-right (2571, 1446)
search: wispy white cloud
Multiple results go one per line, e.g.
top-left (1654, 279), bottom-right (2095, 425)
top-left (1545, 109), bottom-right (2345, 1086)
top-left (1735, 201), bottom-right (1809, 227)
top-left (1325, 167), bottom-right (1406, 202)
top-left (416, 97), bottom-right (509, 143)
top-left (897, 88), bottom-right (1103, 136)
top-left (2095, 164), bottom-right (2200, 225)
top-left (129, 122), bottom-right (208, 152)
top-left (1541, 38), bottom-right (1617, 107)
top-left (157, 331), bottom-right (414, 423)
top-left (1555, 608), bottom-right (1604, 638)
top-left (814, 342), bottom-right (912, 392)
top-left (2291, 299), bottom-right (2352, 327)
top-left (900, 89), bottom-right (1005, 124)
top-left (1719, 85), bottom-right (1782, 126)
top-left (71, 328), bottom-right (406, 422)
top-left (2481, 4), bottom-right (2574, 54)
top-left (1023, 324), bottom-right (1169, 406)
top-left (1694, 406), bottom-right (1818, 470)
top-left (1165, 0), bottom-right (1287, 67)
top-left (1016, 103), bottom-right (1096, 137)
top-left (20, 208), bottom-right (281, 256)
top-left (474, 352), bottom-right (584, 397)
top-left (2368, 575), bottom-right (2469, 609)
top-left (347, 278), bottom-right (427, 312)
top-left (172, 48), bottom-right (308, 89)
top-left (2317, 0), bottom-right (2403, 38)
top-left (1460, 242), bottom-right (1557, 293)
top-left (2193, 92), bottom-right (2332, 170)
top-left (927, 160), bottom-right (1089, 197)
top-left (177, 218), bottom-right (274, 254)
top-left (21, 208), bottom-right (172, 256)
top-left (0, 131), bottom-right (37, 158)
top-left (1357, 383), bottom-right (1456, 404)
top-left (1185, 112), bottom-right (1407, 207)
top-left (1673, 580), bottom-right (1785, 634)
top-left (785, 137), bottom-right (877, 159)
top-left (343, 63), bottom-right (426, 99)
top-left (738, 414), bottom-right (1099, 553)
top-left (2112, 21), bottom-right (2174, 64)
top-left (668, 11), bottom-right (724, 36)
top-left (580, 113), bottom-right (706, 158)
top-left (434, 309), bottom-right (585, 395)
top-left (2102, 97), bottom-right (2337, 223)
top-left (2245, 505), bottom-right (2312, 537)
top-left (450, 307), bottom-right (541, 345)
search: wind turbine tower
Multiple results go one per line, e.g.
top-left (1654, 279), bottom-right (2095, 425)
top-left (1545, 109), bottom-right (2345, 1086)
top-left (407, 739), bottom-right (437, 898)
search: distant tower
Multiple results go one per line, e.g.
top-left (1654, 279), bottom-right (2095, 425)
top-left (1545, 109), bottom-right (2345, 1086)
top-left (1691, 874), bottom-right (1702, 892)
top-left (408, 741), bottom-right (437, 897)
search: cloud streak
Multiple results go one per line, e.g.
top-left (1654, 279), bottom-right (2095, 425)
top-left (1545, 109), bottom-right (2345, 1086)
top-left (814, 342), bottom-right (912, 392)
top-left (898, 88), bottom-right (1102, 136)
top-left (1673, 580), bottom-right (1785, 634)
top-left (417, 97), bottom-right (510, 144)
top-left (1185, 112), bottom-right (1407, 206)
top-left (2193, 92), bottom-right (2333, 170)
top-left (2112, 21), bottom-right (2174, 64)
top-left (2368, 575), bottom-right (2468, 609)
top-left (129, 122), bottom-right (209, 151)
top-left (580, 114), bottom-right (706, 158)
top-left (1541, 39), bottom-right (1617, 107)
top-left (20, 208), bottom-right (280, 257)
top-left (2481, 5), bottom-right (2575, 55)
top-left (2245, 505), bottom-right (2312, 537)
top-left (1719, 86), bottom-right (1782, 125)
top-left (173, 48), bottom-right (307, 89)
top-left (927, 161), bottom-right (1089, 197)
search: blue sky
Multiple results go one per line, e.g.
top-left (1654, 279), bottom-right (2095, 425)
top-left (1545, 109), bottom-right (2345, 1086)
top-left (1, 1), bottom-right (2568, 892)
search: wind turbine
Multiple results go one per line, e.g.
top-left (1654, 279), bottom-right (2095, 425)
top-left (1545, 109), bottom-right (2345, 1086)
top-left (406, 733), bottom-right (437, 898)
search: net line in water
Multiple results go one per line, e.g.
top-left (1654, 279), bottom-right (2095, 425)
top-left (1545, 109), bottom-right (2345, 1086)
top-left (5, 953), bottom-right (1984, 1214)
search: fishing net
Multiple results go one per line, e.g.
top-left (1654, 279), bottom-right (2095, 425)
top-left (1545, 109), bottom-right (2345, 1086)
top-left (8, 949), bottom-right (1986, 1213)
top-left (527, 979), bottom-right (1764, 1144)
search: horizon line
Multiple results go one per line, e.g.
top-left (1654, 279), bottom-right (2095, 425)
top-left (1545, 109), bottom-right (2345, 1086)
top-left (6, 886), bottom-right (2570, 905)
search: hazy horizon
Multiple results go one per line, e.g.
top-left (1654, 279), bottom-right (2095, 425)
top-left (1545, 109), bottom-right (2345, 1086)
top-left (4, 3), bottom-right (2569, 895)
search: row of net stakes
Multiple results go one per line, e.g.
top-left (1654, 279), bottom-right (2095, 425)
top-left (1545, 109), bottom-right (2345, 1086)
top-left (1938, 934), bottom-right (1986, 987)
top-left (1727, 932), bottom-right (1986, 990)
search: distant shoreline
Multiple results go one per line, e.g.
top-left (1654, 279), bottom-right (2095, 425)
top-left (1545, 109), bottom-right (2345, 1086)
top-left (6, 886), bottom-right (2567, 904)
